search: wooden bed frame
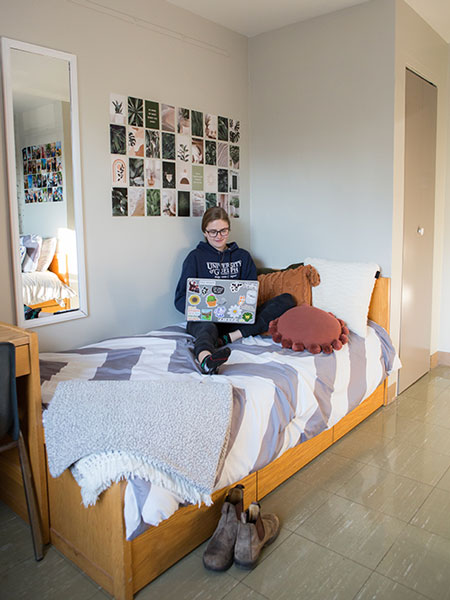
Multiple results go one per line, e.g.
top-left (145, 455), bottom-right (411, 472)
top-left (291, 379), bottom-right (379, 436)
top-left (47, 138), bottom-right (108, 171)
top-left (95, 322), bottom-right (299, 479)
top-left (2, 277), bottom-right (390, 600)
top-left (46, 277), bottom-right (391, 599)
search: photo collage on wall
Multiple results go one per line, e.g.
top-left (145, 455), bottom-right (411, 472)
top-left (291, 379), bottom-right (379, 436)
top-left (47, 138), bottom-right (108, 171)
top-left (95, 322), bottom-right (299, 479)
top-left (109, 93), bottom-right (240, 217)
top-left (22, 142), bottom-right (63, 203)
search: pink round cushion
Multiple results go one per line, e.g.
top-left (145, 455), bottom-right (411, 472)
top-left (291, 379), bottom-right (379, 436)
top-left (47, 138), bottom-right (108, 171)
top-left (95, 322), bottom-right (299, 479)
top-left (269, 304), bottom-right (349, 354)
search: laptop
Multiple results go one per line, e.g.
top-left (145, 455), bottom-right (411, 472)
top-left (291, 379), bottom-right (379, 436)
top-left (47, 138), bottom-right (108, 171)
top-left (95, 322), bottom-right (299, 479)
top-left (185, 278), bottom-right (259, 324)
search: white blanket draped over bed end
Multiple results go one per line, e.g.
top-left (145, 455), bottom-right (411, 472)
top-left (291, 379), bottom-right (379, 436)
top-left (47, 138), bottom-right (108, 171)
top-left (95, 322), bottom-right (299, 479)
top-left (23, 270), bottom-right (76, 306)
top-left (44, 379), bottom-right (233, 508)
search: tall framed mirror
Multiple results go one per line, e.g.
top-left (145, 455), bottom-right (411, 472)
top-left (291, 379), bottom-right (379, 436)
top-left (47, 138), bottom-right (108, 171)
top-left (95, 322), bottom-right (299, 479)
top-left (1, 37), bottom-right (88, 328)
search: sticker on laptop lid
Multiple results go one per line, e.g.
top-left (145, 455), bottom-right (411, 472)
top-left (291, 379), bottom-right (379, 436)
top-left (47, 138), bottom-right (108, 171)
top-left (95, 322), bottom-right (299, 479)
top-left (246, 289), bottom-right (258, 304)
top-left (188, 280), bottom-right (200, 293)
top-left (206, 295), bottom-right (217, 307)
top-left (230, 282), bottom-right (243, 292)
top-left (214, 306), bottom-right (226, 319)
top-left (187, 306), bottom-right (201, 318)
top-left (228, 305), bottom-right (242, 319)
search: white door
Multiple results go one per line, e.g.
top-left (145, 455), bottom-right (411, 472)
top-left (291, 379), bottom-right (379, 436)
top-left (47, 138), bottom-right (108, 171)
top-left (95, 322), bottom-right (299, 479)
top-left (399, 68), bottom-right (437, 393)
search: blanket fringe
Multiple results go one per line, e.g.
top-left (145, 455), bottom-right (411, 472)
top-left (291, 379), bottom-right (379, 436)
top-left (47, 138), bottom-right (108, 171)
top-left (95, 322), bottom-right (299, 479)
top-left (71, 451), bottom-right (213, 508)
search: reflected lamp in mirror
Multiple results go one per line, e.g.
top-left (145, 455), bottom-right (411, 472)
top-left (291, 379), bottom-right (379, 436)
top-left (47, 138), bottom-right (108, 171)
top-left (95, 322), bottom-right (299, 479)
top-left (1, 37), bottom-right (88, 327)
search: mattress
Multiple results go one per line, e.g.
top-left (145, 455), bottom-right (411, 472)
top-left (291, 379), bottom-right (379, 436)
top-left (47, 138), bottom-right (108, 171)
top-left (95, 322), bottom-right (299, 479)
top-left (39, 321), bottom-right (400, 539)
top-left (22, 270), bottom-right (76, 306)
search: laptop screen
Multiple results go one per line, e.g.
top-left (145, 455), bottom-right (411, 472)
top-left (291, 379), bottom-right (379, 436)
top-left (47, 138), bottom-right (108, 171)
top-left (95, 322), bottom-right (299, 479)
top-left (185, 278), bottom-right (259, 323)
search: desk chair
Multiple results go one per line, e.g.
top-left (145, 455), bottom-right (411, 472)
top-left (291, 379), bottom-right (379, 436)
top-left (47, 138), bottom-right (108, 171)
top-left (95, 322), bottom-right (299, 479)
top-left (0, 342), bottom-right (43, 560)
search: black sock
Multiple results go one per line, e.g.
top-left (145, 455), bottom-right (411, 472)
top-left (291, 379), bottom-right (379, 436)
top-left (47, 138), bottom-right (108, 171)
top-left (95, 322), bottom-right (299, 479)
top-left (214, 333), bottom-right (232, 349)
top-left (221, 333), bottom-right (232, 346)
top-left (200, 347), bottom-right (231, 374)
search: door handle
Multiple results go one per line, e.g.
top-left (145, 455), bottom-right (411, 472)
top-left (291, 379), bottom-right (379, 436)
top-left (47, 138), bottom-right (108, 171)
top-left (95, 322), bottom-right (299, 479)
top-left (417, 226), bottom-right (424, 236)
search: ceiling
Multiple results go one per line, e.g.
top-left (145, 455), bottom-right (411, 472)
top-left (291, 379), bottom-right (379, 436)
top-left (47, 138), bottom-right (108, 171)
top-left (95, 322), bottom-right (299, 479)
top-left (166, 0), bottom-right (450, 42)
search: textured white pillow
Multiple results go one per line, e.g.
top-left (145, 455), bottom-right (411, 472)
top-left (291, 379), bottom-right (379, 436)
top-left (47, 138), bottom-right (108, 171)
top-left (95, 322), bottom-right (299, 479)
top-left (20, 234), bottom-right (43, 273)
top-left (36, 237), bottom-right (57, 271)
top-left (304, 257), bottom-right (379, 337)
top-left (19, 244), bottom-right (27, 266)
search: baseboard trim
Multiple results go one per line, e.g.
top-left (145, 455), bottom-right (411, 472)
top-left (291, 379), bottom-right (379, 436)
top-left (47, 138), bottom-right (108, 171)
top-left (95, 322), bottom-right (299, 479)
top-left (432, 351), bottom-right (450, 367)
top-left (386, 382), bottom-right (397, 405)
top-left (430, 352), bottom-right (439, 369)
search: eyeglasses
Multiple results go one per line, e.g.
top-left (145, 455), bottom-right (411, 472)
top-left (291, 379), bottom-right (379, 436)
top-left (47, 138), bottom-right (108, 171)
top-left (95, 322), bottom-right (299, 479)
top-left (205, 227), bottom-right (230, 238)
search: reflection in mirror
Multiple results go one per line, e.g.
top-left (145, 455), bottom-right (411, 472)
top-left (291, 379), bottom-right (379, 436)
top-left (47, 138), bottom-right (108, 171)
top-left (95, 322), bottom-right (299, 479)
top-left (1, 38), bottom-right (87, 327)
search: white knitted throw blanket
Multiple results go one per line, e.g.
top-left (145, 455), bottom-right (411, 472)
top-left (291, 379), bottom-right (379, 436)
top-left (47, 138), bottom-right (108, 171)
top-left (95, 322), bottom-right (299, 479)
top-left (44, 379), bottom-right (233, 507)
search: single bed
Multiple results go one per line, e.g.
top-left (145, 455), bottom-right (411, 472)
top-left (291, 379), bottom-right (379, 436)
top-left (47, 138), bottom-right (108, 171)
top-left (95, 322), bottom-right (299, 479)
top-left (20, 235), bottom-right (76, 314)
top-left (36, 270), bottom-right (397, 600)
top-left (22, 269), bottom-right (75, 312)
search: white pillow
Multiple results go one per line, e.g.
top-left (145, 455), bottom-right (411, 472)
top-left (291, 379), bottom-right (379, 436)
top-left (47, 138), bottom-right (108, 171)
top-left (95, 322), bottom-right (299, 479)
top-left (20, 234), bottom-right (43, 273)
top-left (19, 244), bottom-right (27, 265)
top-left (36, 237), bottom-right (57, 271)
top-left (304, 257), bottom-right (380, 337)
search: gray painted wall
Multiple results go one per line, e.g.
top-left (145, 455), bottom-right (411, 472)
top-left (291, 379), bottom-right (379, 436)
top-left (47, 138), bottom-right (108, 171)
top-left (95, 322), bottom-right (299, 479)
top-left (248, 0), bottom-right (395, 273)
top-left (0, 0), bottom-right (249, 351)
top-left (1, 0), bottom-right (449, 359)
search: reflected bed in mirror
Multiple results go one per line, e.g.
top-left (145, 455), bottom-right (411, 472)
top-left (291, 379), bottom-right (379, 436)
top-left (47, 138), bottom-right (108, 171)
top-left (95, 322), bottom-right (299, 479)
top-left (1, 38), bottom-right (87, 327)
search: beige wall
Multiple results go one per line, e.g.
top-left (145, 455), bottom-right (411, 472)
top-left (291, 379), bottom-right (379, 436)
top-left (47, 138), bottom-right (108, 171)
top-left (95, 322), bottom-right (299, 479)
top-left (0, 0), bottom-right (249, 351)
top-left (248, 0), bottom-right (450, 369)
top-left (248, 0), bottom-right (396, 272)
top-left (392, 0), bottom-right (449, 361)
top-left (1, 0), bottom-right (449, 359)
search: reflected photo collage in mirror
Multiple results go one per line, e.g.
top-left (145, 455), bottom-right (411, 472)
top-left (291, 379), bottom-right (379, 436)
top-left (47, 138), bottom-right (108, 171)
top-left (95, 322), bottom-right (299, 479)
top-left (22, 141), bottom-right (63, 203)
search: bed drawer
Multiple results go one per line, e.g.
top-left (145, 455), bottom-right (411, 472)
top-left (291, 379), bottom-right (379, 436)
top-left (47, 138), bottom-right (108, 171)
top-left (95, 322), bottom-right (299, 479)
top-left (257, 428), bottom-right (334, 500)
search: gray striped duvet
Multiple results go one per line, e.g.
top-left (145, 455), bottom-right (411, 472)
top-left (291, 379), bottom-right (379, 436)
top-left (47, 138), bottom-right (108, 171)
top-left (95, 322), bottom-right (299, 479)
top-left (39, 321), bottom-right (400, 540)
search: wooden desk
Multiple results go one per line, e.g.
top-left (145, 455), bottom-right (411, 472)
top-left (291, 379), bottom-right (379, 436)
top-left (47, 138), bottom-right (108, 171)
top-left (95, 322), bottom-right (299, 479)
top-left (0, 322), bottom-right (49, 543)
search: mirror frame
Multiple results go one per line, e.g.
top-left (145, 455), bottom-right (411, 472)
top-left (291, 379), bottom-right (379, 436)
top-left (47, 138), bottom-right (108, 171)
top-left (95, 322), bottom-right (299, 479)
top-left (1, 37), bottom-right (88, 328)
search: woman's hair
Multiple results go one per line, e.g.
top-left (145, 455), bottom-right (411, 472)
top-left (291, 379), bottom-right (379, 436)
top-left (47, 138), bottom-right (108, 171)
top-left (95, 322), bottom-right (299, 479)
top-left (201, 207), bottom-right (230, 233)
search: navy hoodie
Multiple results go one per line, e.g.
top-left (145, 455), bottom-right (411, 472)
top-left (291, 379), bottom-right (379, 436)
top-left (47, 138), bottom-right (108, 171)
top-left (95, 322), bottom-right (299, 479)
top-left (174, 241), bottom-right (257, 313)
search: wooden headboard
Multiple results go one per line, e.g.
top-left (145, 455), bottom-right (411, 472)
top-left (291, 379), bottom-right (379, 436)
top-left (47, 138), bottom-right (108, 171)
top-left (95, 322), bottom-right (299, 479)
top-left (368, 277), bottom-right (390, 333)
top-left (49, 252), bottom-right (69, 286)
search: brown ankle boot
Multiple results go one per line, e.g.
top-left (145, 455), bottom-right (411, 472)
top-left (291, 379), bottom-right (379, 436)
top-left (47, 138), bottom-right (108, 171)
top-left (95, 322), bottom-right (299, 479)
top-left (234, 502), bottom-right (280, 569)
top-left (202, 484), bottom-right (244, 571)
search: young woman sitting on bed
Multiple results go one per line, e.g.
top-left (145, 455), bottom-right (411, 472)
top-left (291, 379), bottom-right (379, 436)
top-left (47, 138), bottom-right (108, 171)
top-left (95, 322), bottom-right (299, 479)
top-left (174, 207), bottom-right (295, 374)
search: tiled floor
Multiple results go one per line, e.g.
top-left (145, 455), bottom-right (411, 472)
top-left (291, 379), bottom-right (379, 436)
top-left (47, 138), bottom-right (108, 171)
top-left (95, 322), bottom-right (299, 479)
top-left (3, 366), bottom-right (450, 599)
